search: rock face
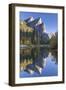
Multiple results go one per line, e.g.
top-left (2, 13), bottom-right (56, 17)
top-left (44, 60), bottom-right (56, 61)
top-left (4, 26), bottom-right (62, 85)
top-left (25, 16), bottom-right (34, 23)
top-left (20, 17), bottom-right (45, 33)
top-left (20, 17), bottom-right (49, 45)
top-left (26, 17), bottom-right (45, 32)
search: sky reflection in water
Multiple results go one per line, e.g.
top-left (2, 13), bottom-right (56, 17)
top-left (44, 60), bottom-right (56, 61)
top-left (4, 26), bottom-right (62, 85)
top-left (20, 47), bottom-right (58, 78)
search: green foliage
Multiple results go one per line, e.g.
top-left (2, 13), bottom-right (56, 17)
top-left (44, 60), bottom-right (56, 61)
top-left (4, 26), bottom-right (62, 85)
top-left (20, 20), bottom-right (58, 48)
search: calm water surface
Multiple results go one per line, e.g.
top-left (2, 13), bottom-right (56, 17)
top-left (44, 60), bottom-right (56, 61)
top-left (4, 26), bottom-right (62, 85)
top-left (20, 47), bottom-right (58, 78)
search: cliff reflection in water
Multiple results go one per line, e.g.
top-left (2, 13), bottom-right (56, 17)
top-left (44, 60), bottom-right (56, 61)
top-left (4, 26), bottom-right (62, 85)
top-left (20, 47), bottom-right (58, 77)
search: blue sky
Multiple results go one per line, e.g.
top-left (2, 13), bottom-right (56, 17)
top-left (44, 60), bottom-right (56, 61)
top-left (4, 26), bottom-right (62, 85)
top-left (20, 12), bottom-right (58, 33)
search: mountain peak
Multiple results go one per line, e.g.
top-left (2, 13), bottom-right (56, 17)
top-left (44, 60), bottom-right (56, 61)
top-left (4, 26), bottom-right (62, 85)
top-left (25, 16), bottom-right (34, 23)
top-left (35, 17), bottom-right (42, 26)
top-left (28, 16), bottom-right (34, 22)
top-left (24, 17), bottom-right (46, 32)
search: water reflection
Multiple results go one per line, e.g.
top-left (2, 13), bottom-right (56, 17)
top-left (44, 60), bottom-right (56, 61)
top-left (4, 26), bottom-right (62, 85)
top-left (20, 47), bottom-right (58, 77)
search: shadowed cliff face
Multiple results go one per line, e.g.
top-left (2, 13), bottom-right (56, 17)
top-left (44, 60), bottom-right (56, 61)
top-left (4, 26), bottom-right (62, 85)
top-left (20, 17), bottom-right (49, 45)
top-left (20, 17), bottom-right (58, 78)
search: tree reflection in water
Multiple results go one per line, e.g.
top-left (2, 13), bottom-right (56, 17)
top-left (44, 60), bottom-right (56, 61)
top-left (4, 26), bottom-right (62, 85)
top-left (20, 47), bottom-right (58, 77)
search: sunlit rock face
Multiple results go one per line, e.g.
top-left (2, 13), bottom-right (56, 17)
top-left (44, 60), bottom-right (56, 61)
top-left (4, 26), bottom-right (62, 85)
top-left (35, 17), bottom-right (42, 26)
top-left (25, 17), bottom-right (45, 33)
top-left (25, 16), bottom-right (34, 23)
top-left (20, 17), bottom-right (49, 45)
